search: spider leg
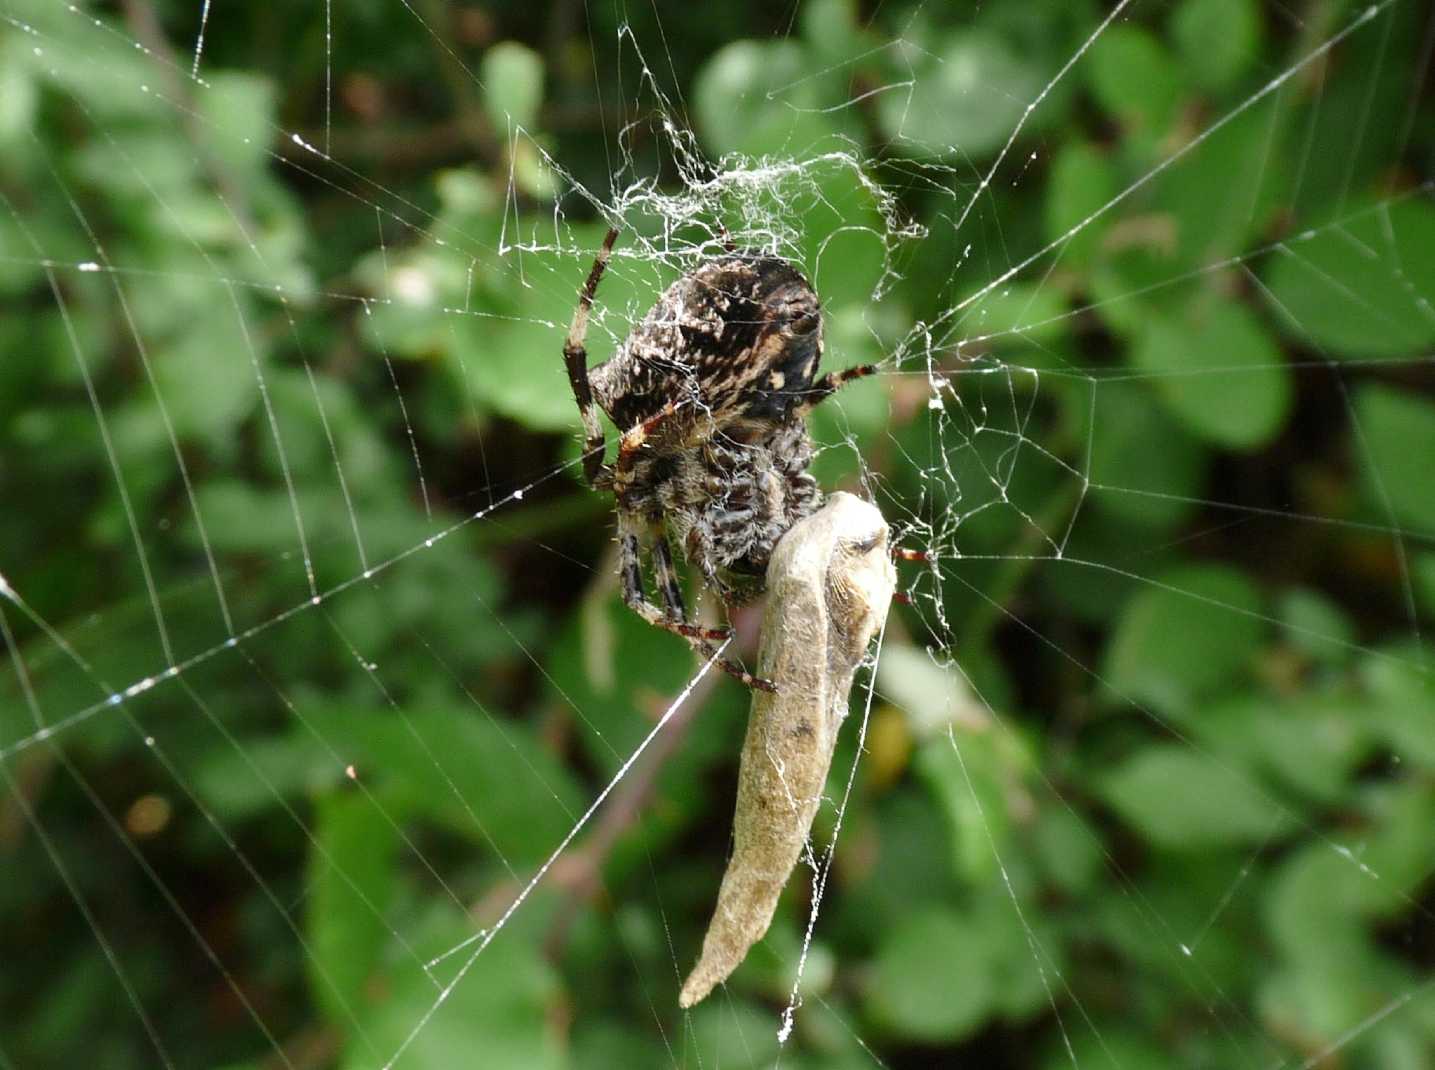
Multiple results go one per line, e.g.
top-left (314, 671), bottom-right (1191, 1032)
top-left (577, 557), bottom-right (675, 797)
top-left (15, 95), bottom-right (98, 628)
top-left (654, 534), bottom-right (776, 693)
top-left (650, 530), bottom-right (691, 621)
top-left (563, 226), bottom-right (620, 488)
top-left (618, 521), bottom-right (730, 643)
top-left (611, 399), bottom-right (683, 504)
top-left (697, 640), bottom-right (778, 694)
top-left (618, 520), bottom-right (776, 693)
top-left (795, 363), bottom-right (879, 417)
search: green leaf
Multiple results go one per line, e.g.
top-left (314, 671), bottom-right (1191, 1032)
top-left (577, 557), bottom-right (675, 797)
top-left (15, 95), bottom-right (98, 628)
top-left (975, 886), bottom-right (1060, 1021)
top-left (307, 791), bottom-right (399, 1028)
top-left (328, 707), bottom-right (585, 864)
top-left (1262, 199), bottom-right (1435, 360)
top-left (1103, 564), bottom-right (1263, 713)
top-left (26, 11), bottom-right (157, 123)
top-left (481, 42), bottom-right (544, 131)
top-left (837, 789), bottom-right (963, 929)
top-left (1361, 649), bottom-right (1435, 771)
top-left (1264, 842), bottom-right (1386, 959)
top-left (192, 733), bottom-right (339, 820)
top-left (685, 1001), bottom-right (783, 1068)
top-left (801, 0), bottom-right (862, 59)
top-left (1283, 3), bottom-right (1425, 218)
top-left (544, 584), bottom-right (749, 802)
top-left (196, 72), bottom-right (277, 182)
top-left (866, 909), bottom-right (996, 1042)
top-left (0, 211), bottom-right (48, 297)
top-left (1044, 141), bottom-right (1115, 268)
top-left (366, 221), bottom-right (644, 433)
top-left (453, 311), bottom-right (581, 430)
top-left (1031, 808), bottom-right (1104, 896)
top-left (572, 1022), bottom-right (670, 1070)
top-left (1153, 107), bottom-right (1288, 270)
top-left (1276, 588), bottom-right (1356, 663)
top-left (911, 712), bottom-right (1035, 891)
top-left (1260, 956), bottom-right (1399, 1070)
top-left (1087, 381), bottom-right (1207, 530)
top-left (915, 735), bottom-right (1005, 884)
top-left (189, 481), bottom-right (312, 553)
top-left (807, 349), bottom-right (890, 457)
top-left (875, 643), bottom-right (982, 741)
top-left (1131, 300), bottom-right (1292, 449)
top-left (111, 248), bottom-right (226, 344)
top-left (1099, 744), bottom-right (1287, 848)
top-left (1086, 25), bottom-right (1182, 140)
top-left (350, 910), bottom-right (562, 1070)
top-left (1089, 244), bottom-right (1189, 339)
top-left (1417, 554), bottom-right (1435, 620)
top-left (1353, 385), bottom-right (1435, 531)
top-left (1170, 0), bottom-right (1262, 94)
top-left (0, 36), bottom-right (37, 147)
top-left (877, 29), bottom-right (1045, 158)
top-left (694, 41), bottom-right (841, 158)
top-left (150, 322), bottom-right (261, 445)
top-left (1044, 1030), bottom-right (1182, 1070)
top-left (1199, 695), bottom-right (1368, 804)
top-left (797, 162), bottom-right (890, 309)
top-left (966, 283), bottom-right (1070, 350)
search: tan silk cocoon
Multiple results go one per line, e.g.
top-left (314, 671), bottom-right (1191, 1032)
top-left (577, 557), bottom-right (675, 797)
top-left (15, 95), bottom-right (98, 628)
top-left (680, 492), bottom-right (896, 1008)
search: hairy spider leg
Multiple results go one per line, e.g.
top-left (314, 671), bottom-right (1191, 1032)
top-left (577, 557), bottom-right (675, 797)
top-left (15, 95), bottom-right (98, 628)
top-left (616, 518), bottom-right (729, 643)
top-left (612, 400), bottom-right (760, 614)
top-left (658, 534), bottom-right (777, 693)
top-left (650, 531), bottom-right (691, 620)
top-left (616, 517), bottom-right (777, 692)
top-left (563, 226), bottom-right (621, 488)
top-left (611, 398), bottom-right (684, 504)
top-left (794, 362), bottom-right (879, 417)
top-left (655, 534), bottom-right (775, 692)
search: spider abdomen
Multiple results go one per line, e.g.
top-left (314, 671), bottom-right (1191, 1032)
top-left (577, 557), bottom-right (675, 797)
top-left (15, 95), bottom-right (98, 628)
top-left (589, 253), bottom-right (824, 439)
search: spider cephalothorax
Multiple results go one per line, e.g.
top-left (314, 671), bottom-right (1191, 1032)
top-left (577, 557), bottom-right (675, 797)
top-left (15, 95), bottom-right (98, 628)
top-left (563, 228), bottom-right (874, 688)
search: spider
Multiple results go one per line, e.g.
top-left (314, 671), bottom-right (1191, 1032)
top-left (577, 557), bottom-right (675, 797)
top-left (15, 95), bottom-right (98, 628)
top-left (563, 227), bottom-right (876, 691)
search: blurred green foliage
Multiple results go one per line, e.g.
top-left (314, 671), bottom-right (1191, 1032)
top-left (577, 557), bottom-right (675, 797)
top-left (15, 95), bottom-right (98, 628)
top-left (2, 0), bottom-right (1434, 1068)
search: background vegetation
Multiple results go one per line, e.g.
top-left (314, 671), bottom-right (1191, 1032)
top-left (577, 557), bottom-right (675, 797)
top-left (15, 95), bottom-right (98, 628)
top-left (2, 0), bottom-right (1434, 1067)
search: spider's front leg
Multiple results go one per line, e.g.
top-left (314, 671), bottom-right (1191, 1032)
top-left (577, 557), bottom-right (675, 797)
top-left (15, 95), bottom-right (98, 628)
top-left (795, 362), bottom-right (879, 417)
top-left (563, 226), bottom-right (620, 488)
